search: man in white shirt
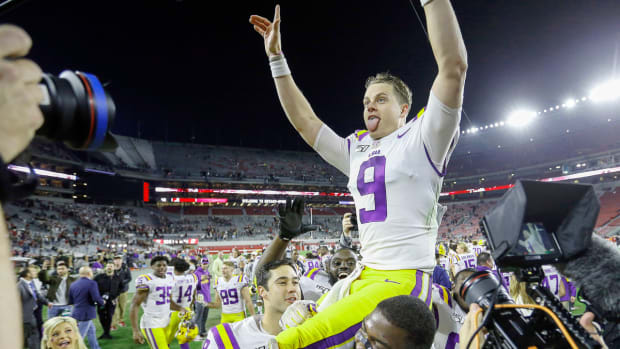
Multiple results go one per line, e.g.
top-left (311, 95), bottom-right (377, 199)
top-left (203, 259), bottom-right (301, 349)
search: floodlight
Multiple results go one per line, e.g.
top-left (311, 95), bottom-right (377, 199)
top-left (565, 99), bottom-right (576, 108)
top-left (507, 110), bottom-right (536, 127)
top-left (589, 80), bottom-right (620, 102)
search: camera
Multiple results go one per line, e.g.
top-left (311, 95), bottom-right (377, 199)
top-left (460, 180), bottom-right (602, 348)
top-left (38, 70), bottom-right (117, 151)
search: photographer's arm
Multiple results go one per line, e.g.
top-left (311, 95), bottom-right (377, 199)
top-left (0, 24), bottom-right (44, 349)
top-left (459, 303), bottom-right (484, 349)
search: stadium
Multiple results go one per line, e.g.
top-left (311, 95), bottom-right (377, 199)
top-left (2, 1), bottom-right (619, 349)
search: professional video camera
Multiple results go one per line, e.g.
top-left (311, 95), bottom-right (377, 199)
top-left (459, 180), bottom-right (610, 349)
top-left (38, 70), bottom-right (117, 151)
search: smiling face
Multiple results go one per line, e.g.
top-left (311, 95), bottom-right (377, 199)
top-left (152, 260), bottom-right (168, 278)
top-left (259, 265), bottom-right (301, 315)
top-left (363, 82), bottom-right (409, 140)
top-left (327, 249), bottom-right (358, 285)
top-left (48, 322), bottom-right (80, 349)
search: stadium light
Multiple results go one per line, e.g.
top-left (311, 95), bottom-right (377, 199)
top-left (507, 110), bottom-right (536, 127)
top-left (565, 99), bottom-right (576, 108)
top-left (590, 80), bottom-right (620, 102)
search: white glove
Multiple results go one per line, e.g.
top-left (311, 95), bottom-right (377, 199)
top-left (279, 300), bottom-right (318, 330)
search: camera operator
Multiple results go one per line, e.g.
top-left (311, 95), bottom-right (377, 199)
top-left (0, 24), bottom-right (45, 349)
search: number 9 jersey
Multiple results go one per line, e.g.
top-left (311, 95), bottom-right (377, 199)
top-left (214, 275), bottom-right (248, 314)
top-left (313, 92), bottom-right (460, 273)
top-left (135, 273), bottom-right (176, 328)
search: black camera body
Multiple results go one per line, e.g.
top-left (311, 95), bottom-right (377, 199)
top-left (460, 180), bottom-right (602, 349)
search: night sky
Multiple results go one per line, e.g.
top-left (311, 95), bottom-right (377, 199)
top-left (4, 0), bottom-right (619, 151)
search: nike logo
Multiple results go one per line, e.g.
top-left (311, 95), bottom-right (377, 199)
top-left (397, 128), bottom-right (410, 138)
top-left (384, 279), bottom-right (401, 284)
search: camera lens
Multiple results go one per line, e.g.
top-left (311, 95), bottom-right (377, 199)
top-left (37, 70), bottom-right (117, 151)
top-left (460, 270), bottom-right (513, 309)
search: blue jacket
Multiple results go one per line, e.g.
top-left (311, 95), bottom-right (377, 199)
top-left (69, 277), bottom-right (104, 321)
top-left (432, 265), bottom-right (452, 290)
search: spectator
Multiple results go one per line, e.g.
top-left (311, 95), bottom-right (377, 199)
top-left (194, 257), bottom-right (212, 339)
top-left (111, 254), bottom-right (131, 330)
top-left (18, 266), bottom-right (51, 349)
top-left (41, 316), bottom-right (87, 349)
top-left (39, 260), bottom-right (77, 318)
top-left (69, 266), bottom-right (104, 349)
top-left (30, 263), bottom-right (45, 335)
top-left (94, 261), bottom-right (121, 339)
top-left (211, 251), bottom-right (224, 278)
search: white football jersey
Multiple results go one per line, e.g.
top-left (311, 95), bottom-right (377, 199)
top-left (314, 92), bottom-right (460, 272)
top-left (472, 245), bottom-right (484, 256)
top-left (542, 265), bottom-right (562, 298)
top-left (305, 258), bottom-right (322, 272)
top-left (135, 273), bottom-right (175, 328)
top-left (432, 284), bottom-right (465, 349)
top-left (299, 268), bottom-right (332, 302)
top-left (452, 252), bottom-right (477, 274)
top-left (215, 275), bottom-right (248, 314)
top-left (438, 256), bottom-right (450, 271)
top-left (203, 315), bottom-right (273, 349)
top-left (172, 273), bottom-right (198, 308)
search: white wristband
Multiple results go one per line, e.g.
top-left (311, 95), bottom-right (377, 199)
top-left (269, 54), bottom-right (291, 78)
top-left (420, 0), bottom-right (434, 6)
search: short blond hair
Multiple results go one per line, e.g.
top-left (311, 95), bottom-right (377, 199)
top-left (41, 317), bottom-right (87, 349)
top-left (365, 72), bottom-right (413, 113)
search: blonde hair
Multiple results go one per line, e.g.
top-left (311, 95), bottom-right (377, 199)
top-left (41, 317), bottom-right (87, 349)
top-left (508, 274), bottom-right (536, 305)
top-left (457, 242), bottom-right (470, 253)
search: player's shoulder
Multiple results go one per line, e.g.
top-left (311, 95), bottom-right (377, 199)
top-left (432, 283), bottom-right (453, 308)
top-left (205, 317), bottom-right (256, 347)
top-left (303, 268), bottom-right (320, 280)
top-left (135, 273), bottom-right (154, 289)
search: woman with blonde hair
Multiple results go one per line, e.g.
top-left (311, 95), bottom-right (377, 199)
top-left (41, 316), bottom-right (87, 349)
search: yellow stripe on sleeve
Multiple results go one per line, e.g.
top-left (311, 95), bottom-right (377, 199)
top-left (442, 286), bottom-right (449, 305)
top-left (215, 325), bottom-right (236, 349)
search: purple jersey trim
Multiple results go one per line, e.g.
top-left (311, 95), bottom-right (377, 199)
top-left (409, 270), bottom-right (425, 298)
top-left (347, 138), bottom-right (351, 155)
top-left (433, 305), bottom-right (439, 329)
top-left (222, 323), bottom-right (240, 349)
top-left (148, 329), bottom-right (159, 349)
top-left (302, 322), bottom-right (362, 349)
top-left (446, 332), bottom-right (460, 349)
top-left (423, 143), bottom-right (448, 177)
top-left (211, 327), bottom-right (225, 349)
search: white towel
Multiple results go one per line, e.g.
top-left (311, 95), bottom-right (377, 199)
top-left (317, 262), bottom-right (364, 312)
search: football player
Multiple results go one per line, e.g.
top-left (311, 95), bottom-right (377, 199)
top-left (130, 256), bottom-right (185, 348)
top-left (431, 268), bottom-right (475, 349)
top-left (203, 259), bottom-right (301, 348)
top-left (166, 258), bottom-right (198, 349)
top-left (208, 261), bottom-right (255, 323)
top-left (450, 242), bottom-right (477, 277)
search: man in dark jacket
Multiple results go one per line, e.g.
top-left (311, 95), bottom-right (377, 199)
top-left (111, 254), bottom-right (132, 329)
top-left (69, 266), bottom-right (104, 349)
top-left (94, 261), bottom-right (121, 339)
top-left (39, 260), bottom-right (77, 318)
top-left (19, 266), bottom-right (51, 349)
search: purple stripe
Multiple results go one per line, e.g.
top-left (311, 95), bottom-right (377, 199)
top-left (347, 138), bottom-right (351, 155)
top-left (425, 276), bottom-right (433, 307)
top-left (446, 332), bottom-right (460, 349)
top-left (423, 143), bottom-right (448, 177)
top-left (409, 270), bottom-right (424, 298)
top-left (358, 132), bottom-right (369, 141)
top-left (222, 323), bottom-right (240, 349)
top-left (302, 322), bottom-right (362, 349)
top-left (212, 327), bottom-right (225, 349)
top-left (433, 306), bottom-right (439, 329)
top-left (148, 329), bottom-right (159, 349)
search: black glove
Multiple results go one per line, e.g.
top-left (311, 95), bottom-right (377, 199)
top-left (278, 198), bottom-right (317, 241)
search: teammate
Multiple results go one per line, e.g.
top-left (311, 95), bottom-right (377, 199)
top-left (450, 242), bottom-right (477, 277)
top-left (431, 268), bottom-right (475, 349)
top-left (167, 258), bottom-right (198, 349)
top-left (304, 251), bottom-right (322, 272)
top-left (208, 261), bottom-right (255, 323)
top-left (202, 259), bottom-right (302, 349)
top-left (250, 0), bottom-right (466, 345)
top-left (130, 256), bottom-right (185, 348)
top-left (541, 264), bottom-right (566, 301)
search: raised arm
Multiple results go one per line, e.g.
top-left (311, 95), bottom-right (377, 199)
top-left (425, 0), bottom-right (467, 109)
top-left (249, 5), bottom-right (324, 147)
top-left (421, 0), bottom-right (467, 164)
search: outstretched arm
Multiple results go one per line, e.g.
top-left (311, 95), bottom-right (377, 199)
top-left (421, 0), bottom-right (467, 165)
top-left (249, 5), bottom-right (324, 147)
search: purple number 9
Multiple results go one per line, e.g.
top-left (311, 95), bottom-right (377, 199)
top-left (357, 156), bottom-right (387, 224)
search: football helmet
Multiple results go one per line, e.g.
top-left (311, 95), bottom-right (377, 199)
top-left (176, 311), bottom-right (199, 344)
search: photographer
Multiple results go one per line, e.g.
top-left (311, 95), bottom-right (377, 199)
top-left (0, 24), bottom-right (45, 349)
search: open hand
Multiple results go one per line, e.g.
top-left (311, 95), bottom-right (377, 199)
top-left (249, 5), bottom-right (282, 57)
